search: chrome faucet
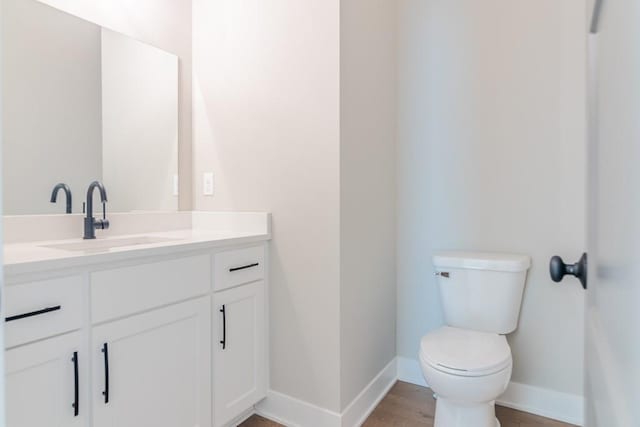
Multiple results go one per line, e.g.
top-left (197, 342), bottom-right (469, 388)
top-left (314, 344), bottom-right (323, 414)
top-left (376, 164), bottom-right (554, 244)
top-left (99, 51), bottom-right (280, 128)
top-left (50, 183), bottom-right (72, 214)
top-left (84, 181), bottom-right (109, 239)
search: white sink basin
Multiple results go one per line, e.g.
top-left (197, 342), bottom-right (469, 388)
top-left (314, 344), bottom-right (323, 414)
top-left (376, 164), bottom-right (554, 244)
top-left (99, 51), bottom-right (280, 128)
top-left (42, 236), bottom-right (180, 252)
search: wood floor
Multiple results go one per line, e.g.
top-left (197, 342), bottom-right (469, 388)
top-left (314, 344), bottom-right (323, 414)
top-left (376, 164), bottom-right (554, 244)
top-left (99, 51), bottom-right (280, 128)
top-left (239, 381), bottom-right (577, 427)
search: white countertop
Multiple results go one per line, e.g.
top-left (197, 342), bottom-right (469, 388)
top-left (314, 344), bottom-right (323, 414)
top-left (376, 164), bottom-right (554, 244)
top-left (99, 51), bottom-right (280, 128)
top-left (4, 212), bottom-right (271, 277)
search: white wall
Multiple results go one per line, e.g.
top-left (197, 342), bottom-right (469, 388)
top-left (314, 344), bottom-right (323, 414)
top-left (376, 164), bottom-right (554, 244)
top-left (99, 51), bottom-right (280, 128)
top-left (192, 0), bottom-right (399, 413)
top-left (0, 0), bottom-right (6, 421)
top-left (339, 0), bottom-right (396, 410)
top-left (2, 0), bottom-right (101, 214)
top-left (35, 0), bottom-right (193, 210)
top-left (396, 0), bottom-right (587, 397)
top-left (192, 0), bottom-right (342, 412)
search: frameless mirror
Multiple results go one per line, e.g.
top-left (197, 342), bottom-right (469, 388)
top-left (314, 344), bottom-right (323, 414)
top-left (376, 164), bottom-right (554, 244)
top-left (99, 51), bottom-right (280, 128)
top-left (1, 0), bottom-right (179, 215)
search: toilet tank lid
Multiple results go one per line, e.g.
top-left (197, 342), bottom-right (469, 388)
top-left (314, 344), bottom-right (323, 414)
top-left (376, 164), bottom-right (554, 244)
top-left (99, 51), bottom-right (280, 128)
top-left (433, 251), bottom-right (531, 272)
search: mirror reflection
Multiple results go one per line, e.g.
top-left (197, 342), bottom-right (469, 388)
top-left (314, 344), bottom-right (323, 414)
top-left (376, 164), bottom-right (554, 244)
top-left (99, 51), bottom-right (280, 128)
top-left (2, 0), bottom-right (179, 215)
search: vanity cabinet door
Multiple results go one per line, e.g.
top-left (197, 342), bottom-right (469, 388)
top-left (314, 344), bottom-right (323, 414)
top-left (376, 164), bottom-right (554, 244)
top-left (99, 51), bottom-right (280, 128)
top-left (92, 297), bottom-right (211, 427)
top-left (213, 281), bottom-right (266, 426)
top-left (6, 331), bottom-right (85, 427)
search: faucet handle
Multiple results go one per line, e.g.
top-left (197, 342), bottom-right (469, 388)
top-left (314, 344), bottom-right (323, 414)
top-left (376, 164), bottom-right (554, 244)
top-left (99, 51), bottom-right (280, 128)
top-left (95, 219), bottom-right (109, 230)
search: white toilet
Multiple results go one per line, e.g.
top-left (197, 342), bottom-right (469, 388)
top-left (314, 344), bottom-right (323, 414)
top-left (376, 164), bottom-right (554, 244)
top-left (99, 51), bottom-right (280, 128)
top-left (419, 251), bottom-right (531, 427)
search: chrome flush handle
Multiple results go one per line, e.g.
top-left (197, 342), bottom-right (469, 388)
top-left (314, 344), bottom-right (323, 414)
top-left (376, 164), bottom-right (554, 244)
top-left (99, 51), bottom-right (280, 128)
top-left (434, 272), bottom-right (450, 278)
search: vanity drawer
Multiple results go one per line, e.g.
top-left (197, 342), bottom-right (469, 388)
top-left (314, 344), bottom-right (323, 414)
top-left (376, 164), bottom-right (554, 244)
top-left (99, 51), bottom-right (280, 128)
top-left (91, 255), bottom-right (211, 323)
top-left (214, 246), bottom-right (265, 291)
top-left (4, 276), bottom-right (84, 348)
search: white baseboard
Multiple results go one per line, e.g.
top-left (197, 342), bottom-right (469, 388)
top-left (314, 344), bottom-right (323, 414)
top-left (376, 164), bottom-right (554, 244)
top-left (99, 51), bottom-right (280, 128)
top-left (341, 358), bottom-right (397, 427)
top-left (258, 357), bottom-right (584, 427)
top-left (255, 390), bottom-right (341, 427)
top-left (226, 408), bottom-right (255, 427)
top-left (255, 359), bottom-right (397, 427)
top-left (396, 356), bottom-right (584, 426)
top-left (499, 381), bottom-right (584, 426)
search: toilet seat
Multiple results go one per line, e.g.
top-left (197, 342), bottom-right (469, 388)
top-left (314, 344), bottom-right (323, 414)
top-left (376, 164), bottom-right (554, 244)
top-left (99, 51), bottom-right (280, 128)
top-left (420, 326), bottom-right (511, 377)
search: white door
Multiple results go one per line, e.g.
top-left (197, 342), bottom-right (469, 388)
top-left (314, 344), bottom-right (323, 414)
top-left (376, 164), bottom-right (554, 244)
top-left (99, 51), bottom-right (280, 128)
top-left (586, 0), bottom-right (640, 425)
top-left (6, 331), bottom-right (85, 427)
top-left (92, 297), bottom-right (211, 427)
top-left (213, 282), bottom-right (266, 427)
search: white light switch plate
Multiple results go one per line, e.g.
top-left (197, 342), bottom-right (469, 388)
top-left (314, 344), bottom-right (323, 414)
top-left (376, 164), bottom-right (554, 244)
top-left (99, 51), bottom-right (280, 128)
top-left (203, 172), bottom-right (214, 196)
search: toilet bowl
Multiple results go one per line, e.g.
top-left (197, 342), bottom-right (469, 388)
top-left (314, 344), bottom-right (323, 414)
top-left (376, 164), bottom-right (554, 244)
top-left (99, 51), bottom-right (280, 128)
top-left (421, 252), bottom-right (531, 427)
top-left (419, 326), bottom-right (512, 427)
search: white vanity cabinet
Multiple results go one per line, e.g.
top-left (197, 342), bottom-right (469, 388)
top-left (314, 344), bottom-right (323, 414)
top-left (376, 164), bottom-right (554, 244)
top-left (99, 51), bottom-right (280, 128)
top-left (92, 297), bottom-right (211, 427)
top-left (213, 281), bottom-right (266, 426)
top-left (6, 331), bottom-right (85, 427)
top-left (4, 242), bottom-right (268, 427)
top-left (4, 276), bottom-right (87, 426)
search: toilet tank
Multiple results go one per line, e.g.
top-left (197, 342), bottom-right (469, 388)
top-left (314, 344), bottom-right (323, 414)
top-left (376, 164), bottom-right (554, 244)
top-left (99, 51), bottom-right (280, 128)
top-left (433, 251), bottom-right (531, 334)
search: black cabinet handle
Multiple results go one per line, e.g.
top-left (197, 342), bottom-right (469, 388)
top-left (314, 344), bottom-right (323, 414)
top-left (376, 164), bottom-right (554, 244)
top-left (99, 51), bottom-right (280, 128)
top-left (72, 352), bottom-right (79, 417)
top-left (5, 305), bottom-right (61, 322)
top-left (101, 343), bottom-right (109, 404)
top-left (229, 262), bottom-right (259, 272)
top-left (220, 305), bottom-right (226, 349)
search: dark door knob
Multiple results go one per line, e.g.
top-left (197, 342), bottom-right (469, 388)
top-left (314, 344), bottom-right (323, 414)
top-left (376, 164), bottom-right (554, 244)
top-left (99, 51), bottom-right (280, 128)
top-left (549, 253), bottom-right (587, 289)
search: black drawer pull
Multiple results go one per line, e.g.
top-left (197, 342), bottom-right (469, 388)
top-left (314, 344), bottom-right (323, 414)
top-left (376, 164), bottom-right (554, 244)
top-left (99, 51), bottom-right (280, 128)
top-left (219, 305), bottom-right (226, 350)
top-left (229, 262), bottom-right (259, 272)
top-left (72, 352), bottom-right (79, 416)
top-left (5, 305), bottom-right (61, 322)
top-left (102, 343), bottom-right (110, 404)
